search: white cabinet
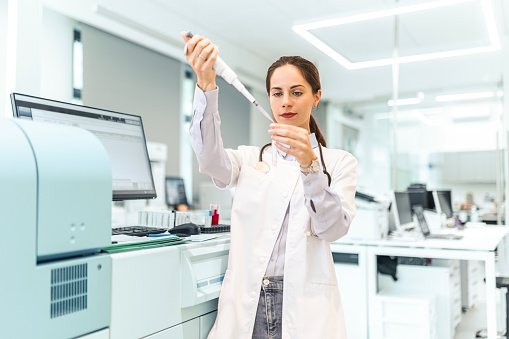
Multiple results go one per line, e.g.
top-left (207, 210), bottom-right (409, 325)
top-left (372, 292), bottom-right (437, 339)
top-left (331, 245), bottom-right (368, 339)
top-left (378, 262), bottom-right (459, 338)
top-left (461, 260), bottom-right (482, 309)
top-left (78, 329), bottom-right (109, 339)
top-left (109, 239), bottom-right (228, 339)
top-left (142, 313), bottom-right (217, 339)
top-left (199, 311), bottom-right (217, 339)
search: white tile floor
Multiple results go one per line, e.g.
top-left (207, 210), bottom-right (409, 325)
top-left (454, 282), bottom-right (507, 339)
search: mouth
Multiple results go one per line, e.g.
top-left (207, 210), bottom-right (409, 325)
top-left (280, 113), bottom-right (297, 119)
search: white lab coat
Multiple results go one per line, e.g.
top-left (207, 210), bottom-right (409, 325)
top-left (207, 144), bottom-right (357, 339)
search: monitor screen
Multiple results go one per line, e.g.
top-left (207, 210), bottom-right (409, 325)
top-left (426, 191), bottom-right (436, 211)
top-left (437, 190), bottom-right (453, 218)
top-left (408, 190), bottom-right (436, 212)
top-left (11, 93), bottom-right (156, 200)
top-left (165, 177), bottom-right (188, 208)
top-left (394, 191), bottom-right (414, 228)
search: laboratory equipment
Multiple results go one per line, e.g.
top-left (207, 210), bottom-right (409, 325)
top-left (344, 190), bottom-right (389, 240)
top-left (185, 31), bottom-right (277, 166)
top-left (200, 224), bottom-right (231, 234)
top-left (0, 117), bottom-right (112, 338)
top-left (392, 191), bottom-right (415, 231)
top-left (11, 92), bottom-right (156, 201)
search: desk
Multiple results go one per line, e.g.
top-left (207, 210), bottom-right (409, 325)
top-left (354, 227), bottom-right (508, 339)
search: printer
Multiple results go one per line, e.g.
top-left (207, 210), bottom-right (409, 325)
top-left (0, 118), bottom-right (112, 338)
top-left (342, 190), bottom-right (391, 241)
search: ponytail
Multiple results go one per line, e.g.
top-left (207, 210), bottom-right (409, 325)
top-left (309, 115), bottom-right (326, 147)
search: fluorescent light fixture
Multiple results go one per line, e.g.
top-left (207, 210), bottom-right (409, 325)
top-left (387, 97), bottom-right (421, 107)
top-left (293, 0), bottom-right (500, 70)
top-left (435, 91), bottom-right (494, 102)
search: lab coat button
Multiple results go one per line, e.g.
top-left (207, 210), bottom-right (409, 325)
top-left (305, 231), bottom-right (312, 237)
top-left (263, 279), bottom-right (270, 286)
top-left (259, 257), bottom-right (265, 263)
top-left (250, 291), bottom-right (256, 298)
top-left (282, 191), bottom-right (288, 198)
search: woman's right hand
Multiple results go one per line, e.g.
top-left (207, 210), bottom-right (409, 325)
top-left (181, 32), bottom-right (219, 92)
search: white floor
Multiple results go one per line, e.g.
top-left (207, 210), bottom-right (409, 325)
top-left (454, 282), bottom-right (507, 339)
top-left (455, 302), bottom-right (487, 338)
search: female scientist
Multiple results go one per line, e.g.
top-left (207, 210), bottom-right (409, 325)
top-left (182, 32), bottom-right (357, 339)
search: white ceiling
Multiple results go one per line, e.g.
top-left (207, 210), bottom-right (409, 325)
top-left (150, 0), bottom-right (509, 104)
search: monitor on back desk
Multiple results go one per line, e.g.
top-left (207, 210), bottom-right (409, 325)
top-left (166, 177), bottom-right (189, 209)
top-left (393, 191), bottom-right (415, 231)
top-left (436, 190), bottom-right (453, 218)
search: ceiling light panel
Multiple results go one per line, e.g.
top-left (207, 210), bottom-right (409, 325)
top-left (293, 0), bottom-right (500, 69)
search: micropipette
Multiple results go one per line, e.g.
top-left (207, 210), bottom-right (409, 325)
top-left (185, 31), bottom-right (277, 166)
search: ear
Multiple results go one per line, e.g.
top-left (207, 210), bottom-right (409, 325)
top-left (314, 89), bottom-right (322, 107)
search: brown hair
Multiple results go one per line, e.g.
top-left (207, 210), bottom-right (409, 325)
top-left (266, 56), bottom-right (326, 147)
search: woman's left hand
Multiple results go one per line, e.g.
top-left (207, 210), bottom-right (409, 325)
top-left (269, 124), bottom-right (317, 167)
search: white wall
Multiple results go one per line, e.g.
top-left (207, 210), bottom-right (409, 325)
top-left (249, 86), bottom-right (271, 147)
top-left (0, 0), bottom-right (7, 117)
top-left (40, 7), bottom-right (74, 102)
top-left (41, 0), bottom-right (269, 92)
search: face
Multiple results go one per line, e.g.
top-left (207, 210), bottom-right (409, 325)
top-left (268, 65), bottom-right (321, 132)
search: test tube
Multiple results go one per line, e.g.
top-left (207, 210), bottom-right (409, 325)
top-left (204, 210), bottom-right (212, 228)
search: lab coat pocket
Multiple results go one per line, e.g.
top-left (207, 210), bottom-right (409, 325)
top-left (305, 235), bottom-right (338, 287)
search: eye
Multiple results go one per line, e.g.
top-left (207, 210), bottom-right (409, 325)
top-left (293, 91), bottom-right (303, 97)
top-left (272, 92), bottom-right (282, 97)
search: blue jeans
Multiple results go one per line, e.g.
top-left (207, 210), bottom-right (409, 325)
top-left (252, 276), bottom-right (284, 339)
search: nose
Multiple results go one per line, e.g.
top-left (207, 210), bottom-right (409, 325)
top-left (282, 93), bottom-right (293, 108)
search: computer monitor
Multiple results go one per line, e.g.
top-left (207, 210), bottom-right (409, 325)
top-left (393, 191), bottom-right (415, 230)
top-left (434, 190), bottom-right (453, 218)
top-left (407, 190), bottom-right (436, 213)
top-left (165, 177), bottom-right (188, 208)
top-left (426, 191), bottom-right (436, 211)
top-left (11, 93), bottom-right (156, 200)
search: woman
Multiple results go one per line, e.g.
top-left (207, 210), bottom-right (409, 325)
top-left (182, 32), bottom-right (357, 339)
